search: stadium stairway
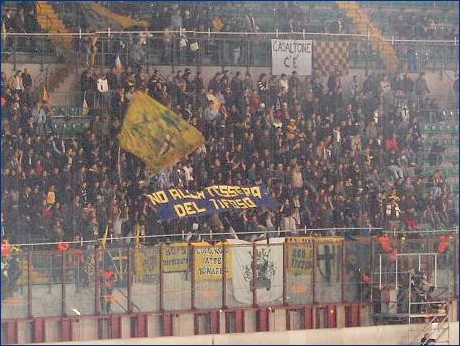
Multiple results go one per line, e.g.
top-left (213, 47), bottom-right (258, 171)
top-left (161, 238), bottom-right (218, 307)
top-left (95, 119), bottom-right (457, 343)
top-left (35, 2), bottom-right (75, 94)
top-left (36, 1), bottom-right (72, 49)
top-left (47, 73), bottom-right (79, 106)
top-left (335, 1), bottom-right (399, 73)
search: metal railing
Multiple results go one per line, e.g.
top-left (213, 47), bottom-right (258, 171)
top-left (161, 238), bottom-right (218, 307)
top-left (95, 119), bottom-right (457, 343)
top-left (2, 30), bottom-right (458, 73)
top-left (1, 230), bottom-right (457, 321)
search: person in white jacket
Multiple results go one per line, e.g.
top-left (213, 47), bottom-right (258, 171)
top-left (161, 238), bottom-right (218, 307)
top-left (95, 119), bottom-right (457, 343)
top-left (97, 73), bottom-right (109, 110)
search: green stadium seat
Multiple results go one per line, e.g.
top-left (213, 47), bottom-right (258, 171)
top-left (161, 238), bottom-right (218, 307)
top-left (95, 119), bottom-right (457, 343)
top-left (432, 124), bottom-right (442, 133)
top-left (68, 107), bottom-right (77, 117)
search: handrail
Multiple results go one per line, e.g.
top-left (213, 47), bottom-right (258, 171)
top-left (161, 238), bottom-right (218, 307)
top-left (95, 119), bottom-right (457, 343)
top-left (382, 228), bottom-right (458, 235)
top-left (10, 227), bottom-right (459, 249)
top-left (44, 13), bottom-right (52, 33)
top-left (2, 30), bottom-right (458, 44)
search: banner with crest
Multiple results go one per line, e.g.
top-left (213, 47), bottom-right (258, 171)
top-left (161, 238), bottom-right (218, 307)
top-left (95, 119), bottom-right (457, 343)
top-left (227, 238), bottom-right (284, 304)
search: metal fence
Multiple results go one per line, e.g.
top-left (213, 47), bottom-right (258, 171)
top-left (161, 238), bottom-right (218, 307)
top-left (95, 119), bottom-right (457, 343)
top-left (2, 31), bottom-right (458, 73)
top-left (1, 231), bottom-right (457, 321)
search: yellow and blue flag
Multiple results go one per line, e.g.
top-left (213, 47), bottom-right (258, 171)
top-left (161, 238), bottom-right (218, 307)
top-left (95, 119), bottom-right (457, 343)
top-left (206, 93), bottom-right (222, 112)
top-left (118, 91), bottom-right (205, 172)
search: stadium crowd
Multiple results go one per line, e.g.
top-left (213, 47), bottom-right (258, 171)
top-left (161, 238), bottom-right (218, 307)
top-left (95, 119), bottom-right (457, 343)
top-left (2, 57), bottom-right (458, 247)
top-left (1, 2), bottom-right (38, 34)
top-left (1, 1), bottom-right (458, 247)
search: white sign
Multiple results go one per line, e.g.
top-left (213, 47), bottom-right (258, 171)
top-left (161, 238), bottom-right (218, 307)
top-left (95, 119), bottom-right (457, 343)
top-left (227, 238), bottom-right (284, 305)
top-left (271, 39), bottom-right (312, 76)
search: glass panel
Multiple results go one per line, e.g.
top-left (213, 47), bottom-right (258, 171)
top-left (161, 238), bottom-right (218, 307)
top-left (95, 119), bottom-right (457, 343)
top-left (343, 238), bottom-right (371, 303)
top-left (161, 242), bottom-right (192, 311)
top-left (63, 247), bottom-right (96, 316)
top-left (132, 245), bottom-right (161, 312)
top-left (31, 251), bottom-right (62, 317)
top-left (1, 251), bottom-right (29, 319)
top-left (162, 271), bottom-right (192, 311)
top-left (99, 246), bottom-right (129, 314)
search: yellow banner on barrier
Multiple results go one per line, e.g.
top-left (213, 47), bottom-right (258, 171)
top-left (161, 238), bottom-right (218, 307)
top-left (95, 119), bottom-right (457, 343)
top-left (161, 242), bottom-right (189, 272)
top-left (193, 242), bottom-right (232, 281)
top-left (118, 91), bottom-right (205, 173)
top-left (135, 245), bottom-right (160, 283)
top-left (286, 237), bottom-right (314, 274)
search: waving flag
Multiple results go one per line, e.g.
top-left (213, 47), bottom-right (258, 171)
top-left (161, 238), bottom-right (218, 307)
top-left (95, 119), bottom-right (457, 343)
top-left (114, 54), bottom-right (122, 73)
top-left (41, 84), bottom-right (49, 103)
top-left (206, 93), bottom-right (222, 112)
top-left (118, 91), bottom-right (204, 172)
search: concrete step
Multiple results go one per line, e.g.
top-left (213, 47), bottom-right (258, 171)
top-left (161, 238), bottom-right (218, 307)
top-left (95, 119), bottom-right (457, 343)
top-left (38, 17), bottom-right (66, 27)
top-left (49, 72), bottom-right (79, 104)
top-left (47, 66), bottom-right (71, 93)
top-left (37, 8), bottom-right (55, 14)
top-left (339, 0), bottom-right (400, 69)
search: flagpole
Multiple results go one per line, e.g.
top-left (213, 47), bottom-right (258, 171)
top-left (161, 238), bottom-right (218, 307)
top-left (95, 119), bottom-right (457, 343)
top-left (102, 224), bottom-right (109, 249)
top-left (117, 146), bottom-right (121, 184)
top-left (135, 226), bottom-right (140, 249)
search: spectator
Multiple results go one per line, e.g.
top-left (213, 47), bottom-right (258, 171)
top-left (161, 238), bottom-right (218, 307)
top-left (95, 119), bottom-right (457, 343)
top-left (427, 140), bottom-right (445, 166)
top-left (23, 1), bottom-right (38, 33)
top-left (415, 72), bottom-right (430, 107)
top-left (212, 14), bottom-right (224, 32)
top-left (453, 73), bottom-right (459, 107)
top-left (8, 70), bottom-right (24, 97)
top-left (170, 8), bottom-right (183, 30)
top-left (21, 68), bottom-right (32, 90)
top-left (329, 16), bottom-right (344, 34)
top-left (13, 7), bottom-right (26, 35)
top-left (244, 10), bottom-right (258, 32)
top-left (96, 73), bottom-right (110, 109)
top-left (2, 8), bottom-right (14, 34)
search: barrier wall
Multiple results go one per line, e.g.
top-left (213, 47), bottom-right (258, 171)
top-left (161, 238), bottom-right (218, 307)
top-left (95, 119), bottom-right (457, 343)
top-left (1, 234), bottom-right (458, 344)
top-left (2, 236), bottom-right (457, 321)
top-left (36, 322), bottom-right (459, 345)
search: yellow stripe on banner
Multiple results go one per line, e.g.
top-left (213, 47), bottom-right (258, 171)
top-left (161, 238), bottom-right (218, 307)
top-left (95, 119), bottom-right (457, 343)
top-left (118, 91), bottom-right (205, 173)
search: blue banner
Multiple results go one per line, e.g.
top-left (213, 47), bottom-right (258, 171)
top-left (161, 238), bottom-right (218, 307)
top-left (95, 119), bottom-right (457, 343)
top-left (144, 185), bottom-right (279, 220)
